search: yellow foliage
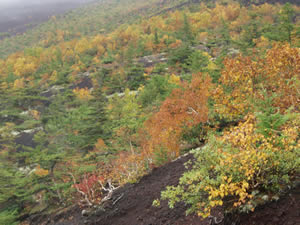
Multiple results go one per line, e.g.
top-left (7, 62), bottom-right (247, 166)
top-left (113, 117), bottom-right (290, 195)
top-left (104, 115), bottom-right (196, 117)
top-left (13, 57), bottom-right (37, 77)
top-left (196, 32), bottom-right (208, 42)
top-left (73, 87), bottom-right (93, 101)
top-left (34, 165), bottom-right (49, 177)
top-left (30, 110), bottom-right (40, 120)
top-left (74, 38), bottom-right (92, 54)
top-left (168, 74), bottom-right (181, 85)
top-left (196, 113), bottom-right (299, 217)
top-left (13, 78), bottom-right (25, 89)
top-left (49, 70), bottom-right (58, 82)
top-left (254, 36), bottom-right (271, 49)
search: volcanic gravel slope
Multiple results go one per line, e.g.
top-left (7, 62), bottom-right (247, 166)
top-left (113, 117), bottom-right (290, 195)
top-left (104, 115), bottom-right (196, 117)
top-left (27, 153), bottom-right (300, 225)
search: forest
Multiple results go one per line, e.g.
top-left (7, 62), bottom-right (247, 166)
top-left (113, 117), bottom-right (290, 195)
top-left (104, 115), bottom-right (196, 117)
top-left (0, 0), bottom-right (299, 224)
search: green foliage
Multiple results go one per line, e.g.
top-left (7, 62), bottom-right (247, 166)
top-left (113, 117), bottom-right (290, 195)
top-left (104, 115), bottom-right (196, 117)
top-left (153, 146), bottom-right (169, 166)
top-left (0, 0), bottom-right (299, 222)
top-left (154, 28), bottom-right (160, 45)
top-left (138, 75), bottom-right (177, 107)
top-left (107, 89), bottom-right (144, 151)
top-left (152, 63), bottom-right (168, 75)
top-left (183, 50), bottom-right (210, 73)
top-left (0, 208), bottom-right (19, 225)
top-left (180, 14), bottom-right (195, 44)
top-left (238, 20), bottom-right (260, 52)
top-left (255, 98), bottom-right (293, 137)
top-left (102, 55), bottom-right (115, 64)
top-left (126, 65), bottom-right (146, 90)
top-left (263, 3), bottom-right (295, 43)
top-left (168, 45), bottom-right (194, 66)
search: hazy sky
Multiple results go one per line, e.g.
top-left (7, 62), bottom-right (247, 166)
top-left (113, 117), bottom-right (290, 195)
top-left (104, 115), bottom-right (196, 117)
top-left (0, 0), bottom-right (94, 8)
top-left (0, 0), bottom-right (96, 33)
top-left (0, 0), bottom-right (79, 6)
top-left (0, 0), bottom-right (21, 5)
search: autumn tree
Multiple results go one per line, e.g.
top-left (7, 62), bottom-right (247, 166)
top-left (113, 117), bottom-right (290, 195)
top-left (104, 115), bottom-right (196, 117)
top-left (161, 111), bottom-right (299, 218)
top-left (142, 73), bottom-right (212, 164)
top-left (160, 44), bottom-right (299, 219)
top-left (213, 43), bottom-right (299, 122)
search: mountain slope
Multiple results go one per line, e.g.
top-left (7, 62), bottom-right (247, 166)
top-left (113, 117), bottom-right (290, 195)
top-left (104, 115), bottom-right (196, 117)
top-left (26, 152), bottom-right (300, 225)
top-left (0, 0), bottom-right (193, 58)
top-left (0, 0), bottom-right (299, 224)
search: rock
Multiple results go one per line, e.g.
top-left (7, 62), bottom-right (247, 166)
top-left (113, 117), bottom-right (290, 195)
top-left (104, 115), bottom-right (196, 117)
top-left (41, 85), bottom-right (64, 98)
top-left (135, 53), bottom-right (168, 67)
top-left (227, 48), bottom-right (240, 57)
top-left (106, 90), bottom-right (138, 99)
top-left (69, 76), bottom-right (93, 90)
top-left (19, 163), bottom-right (38, 175)
top-left (92, 206), bottom-right (106, 217)
top-left (193, 44), bottom-right (210, 52)
top-left (15, 131), bottom-right (37, 151)
top-left (82, 209), bottom-right (90, 217)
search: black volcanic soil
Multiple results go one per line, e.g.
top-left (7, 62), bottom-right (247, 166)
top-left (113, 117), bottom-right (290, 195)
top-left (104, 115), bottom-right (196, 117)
top-left (236, 187), bottom-right (300, 225)
top-left (26, 153), bottom-right (300, 225)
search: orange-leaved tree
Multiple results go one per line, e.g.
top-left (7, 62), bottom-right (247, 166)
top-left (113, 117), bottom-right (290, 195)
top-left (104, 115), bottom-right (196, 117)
top-left (213, 43), bottom-right (299, 121)
top-left (141, 73), bottom-right (212, 164)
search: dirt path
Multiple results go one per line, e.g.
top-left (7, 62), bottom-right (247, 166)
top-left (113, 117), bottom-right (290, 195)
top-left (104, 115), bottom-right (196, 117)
top-left (27, 154), bottom-right (300, 225)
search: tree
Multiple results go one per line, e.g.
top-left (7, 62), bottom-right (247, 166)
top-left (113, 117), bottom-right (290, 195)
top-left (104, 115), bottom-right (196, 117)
top-left (263, 3), bottom-right (295, 43)
top-left (138, 75), bottom-right (177, 108)
top-left (0, 123), bottom-right (41, 225)
top-left (238, 20), bottom-right (260, 52)
top-left (25, 89), bottom-right (108, 206)
top-left (160, 45), bottom-right (300, 219)
top-left (181, 14), bottom-right (194, 44)
top-left (279, 3), bottom-right (295, 44)
top-left (213, 43), bottom-right (299, 121)
top-left (142, 73), bottom-right (212, 163)
top-left (154, 28), bottom-right (160, 45)
top-left (168, 45), bottom-right (194, 66)
top-left (183, 50), bottom-right (210, 73)
top-left (126, 65), bottom-right (146, 90)
top-left (107, 89), bottom-right (143, 153)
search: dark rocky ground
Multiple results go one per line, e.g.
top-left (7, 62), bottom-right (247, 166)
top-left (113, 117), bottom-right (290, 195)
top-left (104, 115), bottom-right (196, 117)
top-left (25, 153), bottom-right (300, 225)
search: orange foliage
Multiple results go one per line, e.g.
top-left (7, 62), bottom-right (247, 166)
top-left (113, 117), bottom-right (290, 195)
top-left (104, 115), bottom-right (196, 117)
top-left (34, 165), bottom-right (49, 177)
top-left (94, 138), bottom-right (107, 153)
top-left (169, 39), bottom-right (182, 49)
top-left (110, 151), bottom-right (147, 184)
top-left (213, 43), bottom-right (299, 120)
top-left (142, 73), bottom-right (212, 159)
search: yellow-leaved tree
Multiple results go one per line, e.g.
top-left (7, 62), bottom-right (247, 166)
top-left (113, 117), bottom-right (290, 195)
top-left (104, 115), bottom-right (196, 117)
top-left (160, 43), bottom-right (300, 218)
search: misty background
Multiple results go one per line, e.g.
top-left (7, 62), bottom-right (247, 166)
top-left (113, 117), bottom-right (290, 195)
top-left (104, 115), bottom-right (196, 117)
top-left (0, 0), bottom-right (97, 34)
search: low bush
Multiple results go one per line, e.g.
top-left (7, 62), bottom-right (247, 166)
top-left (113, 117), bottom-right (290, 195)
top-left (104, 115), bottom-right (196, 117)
top-left (161, 112), bottom-right (299, 217)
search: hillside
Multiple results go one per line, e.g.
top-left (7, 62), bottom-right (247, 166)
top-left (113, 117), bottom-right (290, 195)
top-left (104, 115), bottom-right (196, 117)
top-left (0, 0), bottom-right (299, 224)
top-left (25, 152), bottom-right (300, 225)
top-left (0, 0), bottom-right (193, 58)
